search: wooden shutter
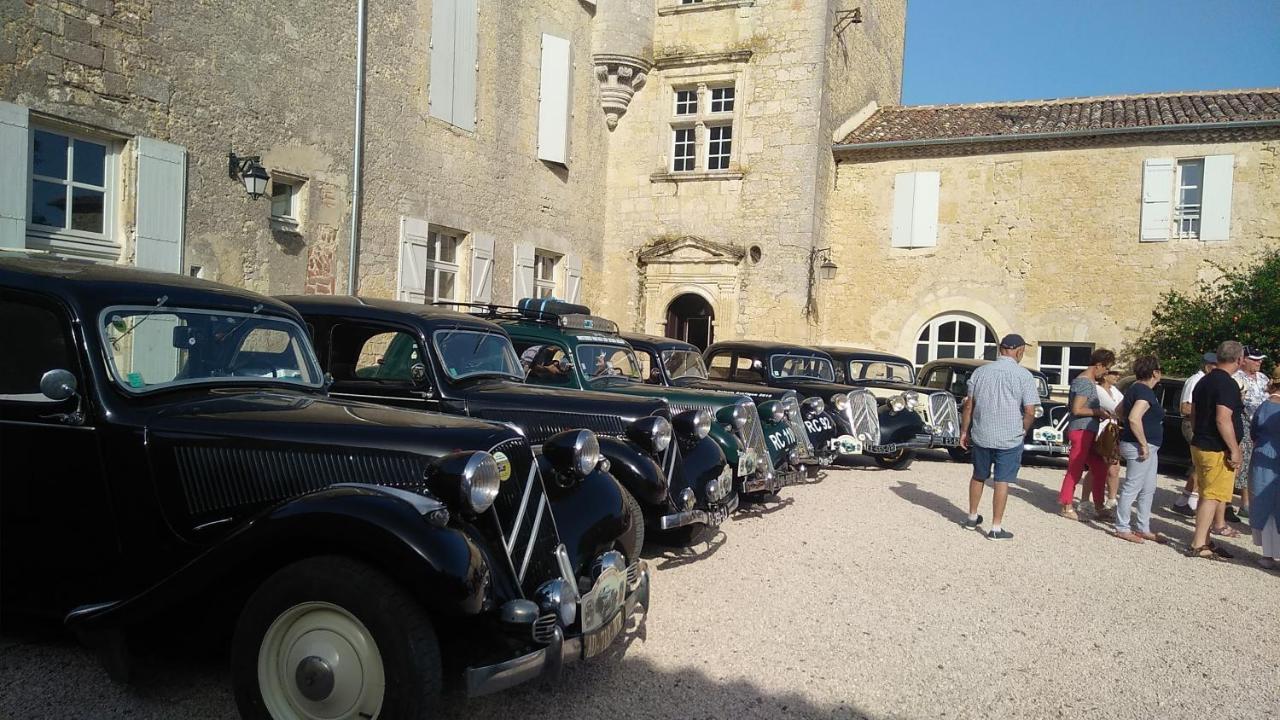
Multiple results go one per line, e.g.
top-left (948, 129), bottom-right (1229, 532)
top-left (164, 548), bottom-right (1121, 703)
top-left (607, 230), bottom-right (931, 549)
top-left (469, 232), bottom-right (494, 303)
top-left (1199, 154), bottom-right (1234, 242)
top-left (135, 137), bottom-right (186, 273)
top-left (537, 34), bottom-right (572, 164)
top-left (0, 101), bottom-right (29, 249)
top-left (428, 0), bottom-right (457, 124)
top-left (452, 0), bottom-right (477, 132)
top-left (564, 253), bottom-right (582, 303)
top-left (890, 171), bottom-right (939, 248)
top-left (512, 242), bottom-right (535, 303)
top-left (1140, 158), bottom-right (1174, 242)
top-left (398, 217), bottom-right (430, 303)
top-left (890, 172), bottom-right (915, 248)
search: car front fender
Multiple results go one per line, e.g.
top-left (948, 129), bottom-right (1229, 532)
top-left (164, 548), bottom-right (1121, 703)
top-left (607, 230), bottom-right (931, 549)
top-left (538, 458), bottom-right (632, 572)
top-left (597, 435), bottom-right (668, 507)
top-left (878, 406), bottom-right (927, 444)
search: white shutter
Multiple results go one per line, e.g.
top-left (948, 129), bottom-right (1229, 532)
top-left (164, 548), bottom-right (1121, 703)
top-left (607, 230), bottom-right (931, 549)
top-left (469, 232), bottom-right (494, 303)
top-left (0, 101), bottom-right (29, 249)
top-left (537, 34), bottom-right (572, 164)
top-left (452, 0), bottom-right (477, 132)
top-left (564, 253), bottom-right (583, 303)
top-left (890, 172), bottom-right (915, 248)
top-left (428, 0), bottom-right (457, 124)
top-left (512, 242), bottom-right (535, 303)
top-left (911, 171), bottom-right (939, 248)
top-left (398, 217), bottom-right (430, 303)
top-left (1199, 154), bottom-right (1234, 242)
top-left (135, 137), bottom-right (186, 273)
top-left (1140, 158), bottom-right (1174, 242)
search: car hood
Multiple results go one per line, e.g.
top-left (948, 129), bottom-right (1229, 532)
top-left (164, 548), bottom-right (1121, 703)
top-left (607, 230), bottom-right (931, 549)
top-left (458, 378), bottom-right (667, 421)
top-left (584, 380), bottom-right (748, 411)
top-left (845, 379), bottom-right (939, 400)
top-left (671, 378), bottom-right (792, 403)
top-left (771, 378), bottom-right (867, 401)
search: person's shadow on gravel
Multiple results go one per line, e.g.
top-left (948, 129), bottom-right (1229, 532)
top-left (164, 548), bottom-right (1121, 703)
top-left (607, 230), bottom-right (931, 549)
top-left (888, 481), bottom-right (970, 525)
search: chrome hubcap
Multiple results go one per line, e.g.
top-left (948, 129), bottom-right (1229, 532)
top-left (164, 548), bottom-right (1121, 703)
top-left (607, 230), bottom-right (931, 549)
top-left (295, 656), bottom-right (335, 702)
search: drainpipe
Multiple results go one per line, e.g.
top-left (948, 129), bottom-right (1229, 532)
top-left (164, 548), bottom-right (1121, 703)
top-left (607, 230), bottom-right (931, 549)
top-left (347, 0), bottom-right (368, 295)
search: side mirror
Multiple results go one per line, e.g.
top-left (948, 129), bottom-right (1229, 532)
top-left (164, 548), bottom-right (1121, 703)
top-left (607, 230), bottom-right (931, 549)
top-left (410, 362), bottom-right (429, 386)
top-left (39, 369), bottom-right (78, 401)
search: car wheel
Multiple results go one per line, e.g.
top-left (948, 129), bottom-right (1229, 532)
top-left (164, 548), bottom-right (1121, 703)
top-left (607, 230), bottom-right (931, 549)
top-left (947, 446), bottom-right (972, 462)
top-left (620, 486), bottom-right (646, 561)
top-left (873, 449), bottom-right (915, 470)
top-left (232, 555), bottom-right (441, 720)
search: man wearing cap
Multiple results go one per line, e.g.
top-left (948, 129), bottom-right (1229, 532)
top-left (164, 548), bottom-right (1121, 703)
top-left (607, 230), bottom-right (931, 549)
top-left (958, 334), bottom-right (1041, 540)
top-left (1232, 347), bottom-right (1269, 520)
top-left (1171, 352), bottom-right (1218, 517)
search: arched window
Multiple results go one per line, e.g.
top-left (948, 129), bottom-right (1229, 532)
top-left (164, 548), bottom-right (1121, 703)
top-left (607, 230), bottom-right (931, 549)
top-left (915, 313), bottom-right (997, 365)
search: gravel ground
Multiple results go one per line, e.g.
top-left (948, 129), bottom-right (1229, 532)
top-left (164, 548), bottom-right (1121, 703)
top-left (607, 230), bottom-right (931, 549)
top-left (3, 454), bottom-right (1278, 719)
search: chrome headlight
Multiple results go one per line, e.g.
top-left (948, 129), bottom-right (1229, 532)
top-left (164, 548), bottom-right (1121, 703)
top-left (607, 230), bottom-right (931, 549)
top-left (831, 393), bottom-right (850, 412)
top-left (759, 400), bottom-right (785, 423)
top-left (904, 391), bottom-right (919, 410)
top-left (435, 451), bottom-right (501, 514)
top-left (674, 408), bottom-right (713, 440)
top-left (788, 449), bottom-right (800, 466)
top-left (889, 396), bottom-right (907, 413)
top-left (535, 578), bottom-right (577, 626)
top-left (800, 396), bottom-right (825, 418)
top-left (1034, 405), bottom-right (1045, 419)
top-left (678, 487), bottom-right (696, 510)
top-left (544, 428), bottom-right (602, 479)
top-left (627, 416), bottom-right (673, 455)
top-left (718, 401), bottom-right (752, 430)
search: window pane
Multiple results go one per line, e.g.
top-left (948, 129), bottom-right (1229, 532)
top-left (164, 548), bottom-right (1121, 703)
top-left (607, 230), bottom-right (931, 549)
top-left (958, 345), bottom-right (975, 359)
top-left (938, 321), bottom-right (956, 342)
top-left (70, 187), bottom-right (104, 234)
top-left (1043, 369), bottom-right (1062, 386)
top-left (983, 345), bottom-right (997, 361)
top-left (917, 325), bottom-right (931, 341)
top-left (30, 180), bottom-right (66, 228)
top-left (437, 271), bottom-right (456, 300)
top-left (957, 322), bottom-right (975, 342)
top-left (438, 235), bottom-right (457, 263)
top-left (270, 183), bottom-right (293, 218)
top-left (915, 344), bottom-right (928, 365)
top-left (72, 139), bottom-right (106, 187)
top-left (675, 90), bottom-right (697, 116)
top-left (1068, 346), bottom-right (1092, 366)
top-left (673, 128), bottom-right (695, 172)
top-left (0, 300), bottom-right (73, 398)
top-left (32, 131), bottom-right (68, 179)
top-left (1041, 346), bottom-right (1062, 365)
top-left (938, 345), bottom-right (955, 359)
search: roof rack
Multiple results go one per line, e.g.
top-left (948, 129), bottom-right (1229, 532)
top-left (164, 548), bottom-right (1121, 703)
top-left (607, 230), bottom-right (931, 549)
top-left (433, 299), bottom-right (619, 334)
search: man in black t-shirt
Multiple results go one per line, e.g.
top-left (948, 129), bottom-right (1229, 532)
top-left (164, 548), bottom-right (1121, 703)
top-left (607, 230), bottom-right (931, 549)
top-left (1188, 340), bottom-right (1245, 558)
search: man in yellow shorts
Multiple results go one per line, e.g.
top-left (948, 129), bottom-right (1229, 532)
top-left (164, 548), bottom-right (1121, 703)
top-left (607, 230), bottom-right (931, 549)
top-left (1188, 341), bottom-right (1245, 559)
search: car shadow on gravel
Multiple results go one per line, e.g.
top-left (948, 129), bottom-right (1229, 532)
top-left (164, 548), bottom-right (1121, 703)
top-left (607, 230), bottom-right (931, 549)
top-left (643, 529), bottom-right (728, 569)
top-left (733, 495), bottom-right (797, 520)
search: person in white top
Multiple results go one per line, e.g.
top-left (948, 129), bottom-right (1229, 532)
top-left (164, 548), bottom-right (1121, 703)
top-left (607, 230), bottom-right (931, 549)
top-left (1171, 352), bottom-right (1218, 516)
top-left (1231, 347), bottom-right (1270, 520)
top-left (1081, 369), bottom-right (1125, 511)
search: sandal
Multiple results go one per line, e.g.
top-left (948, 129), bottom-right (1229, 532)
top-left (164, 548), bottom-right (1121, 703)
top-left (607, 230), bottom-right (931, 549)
top-left (1186, 545), bottom-right (1219, 560)
top-left (1059, 506), bottom-right (1079, 521)
top-left (1137, 531), bottom-right (1168, 544)
top-left (1113, 531), bottom-right (1145, 544)
top-left (1210, 525), bottom-right (1242, 538)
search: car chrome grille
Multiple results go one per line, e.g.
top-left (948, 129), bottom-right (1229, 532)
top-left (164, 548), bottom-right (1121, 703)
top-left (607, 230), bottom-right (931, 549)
top-left (485, 439), bottom-right (561, 596)
top-left (1049, 405), bottom-right (1069, 427)
top-left (481, 410), bottom-right (627, 444)
top-left (532, 614), bottom-right (558, 644)
top-left (173, 446), bottom-right (427, 517)
top-left (847, 389), bottom-right (882, 446)
top-left (739, 401), bottom-right (776, 473)
top-left (782, 395), bottom-right (815, 459)
top-left (928, 392), bottom-right (960, 438)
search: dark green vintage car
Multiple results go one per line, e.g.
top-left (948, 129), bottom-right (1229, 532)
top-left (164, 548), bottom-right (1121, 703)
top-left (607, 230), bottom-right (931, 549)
top-left (494, 300), bottom-right (803, 497)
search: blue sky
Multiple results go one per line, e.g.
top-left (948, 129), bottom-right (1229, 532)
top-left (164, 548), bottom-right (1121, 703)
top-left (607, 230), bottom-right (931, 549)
top-left (902, 0), bottom-right (1280, 105)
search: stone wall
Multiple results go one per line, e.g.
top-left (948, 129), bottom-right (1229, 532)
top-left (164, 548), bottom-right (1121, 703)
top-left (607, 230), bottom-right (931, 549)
top-left (822, 135), bottom-right (1280, 363)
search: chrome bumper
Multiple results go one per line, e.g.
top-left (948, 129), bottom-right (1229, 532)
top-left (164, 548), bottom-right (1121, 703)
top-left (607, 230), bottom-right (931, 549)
top-left (659, 492), bottom-right (739, 530)
top-left (869, 433), bottom-right (959, 454)
top-left (1024, 442), bottom-right (1070, 456)
top-left (464, 561), bottom-right (651, 697)
top-left (743, 467), bottom-right (804, 493)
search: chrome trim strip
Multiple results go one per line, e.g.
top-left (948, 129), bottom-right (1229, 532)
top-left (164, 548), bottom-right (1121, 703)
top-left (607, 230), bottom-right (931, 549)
top-left (505, 462), bottom-right (538, 553)
top-left (518, 493), bottom-right (548, 582)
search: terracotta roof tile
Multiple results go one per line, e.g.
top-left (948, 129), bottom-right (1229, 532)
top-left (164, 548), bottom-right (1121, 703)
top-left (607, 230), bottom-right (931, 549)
top-left (836, 89), bottom-right (1280, 147)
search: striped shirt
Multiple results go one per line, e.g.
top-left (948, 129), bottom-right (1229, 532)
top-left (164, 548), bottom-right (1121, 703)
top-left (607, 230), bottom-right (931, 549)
top-left (968, 356), bottom-right (1041, 450)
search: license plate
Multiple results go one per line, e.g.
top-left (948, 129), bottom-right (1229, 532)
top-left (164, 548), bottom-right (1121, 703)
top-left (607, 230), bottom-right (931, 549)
top-left (582, 607), bottom-right (625, 659)
top-left (737, 454), bottom-right (753, 476)
top-left (579, 568), bottom-right (626, 634)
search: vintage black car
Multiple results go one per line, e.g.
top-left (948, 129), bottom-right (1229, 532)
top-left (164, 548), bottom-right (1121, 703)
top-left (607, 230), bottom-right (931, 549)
top-left (1117, 375), bottom-right (1191, 467)
top-left (820, 345), bottom-right (962, 455)
top-left (284, 295), bottom-right (732, 547)
top-left (624, 332), bottom-right (826, 477)
top-left (918, 358), bottom-right (1068, 460)
top-left (0, 256), bottom-right (649, 718)
top-left (700, 341), bottom-right (925, 468)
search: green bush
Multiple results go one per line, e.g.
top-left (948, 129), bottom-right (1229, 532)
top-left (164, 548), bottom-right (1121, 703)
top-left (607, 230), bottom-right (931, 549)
top-left (1125, 248), bottom-right (1280, 377)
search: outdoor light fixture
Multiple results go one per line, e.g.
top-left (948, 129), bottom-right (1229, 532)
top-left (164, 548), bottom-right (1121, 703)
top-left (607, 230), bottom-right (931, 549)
top-left (228, 152), bottom-right (270, 200)
top-left (804, 247), bottom-right (837, 320)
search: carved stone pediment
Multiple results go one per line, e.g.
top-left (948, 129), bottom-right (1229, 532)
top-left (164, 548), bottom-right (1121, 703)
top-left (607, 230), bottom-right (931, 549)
top-left (637, 236), bottom-right (746, 265)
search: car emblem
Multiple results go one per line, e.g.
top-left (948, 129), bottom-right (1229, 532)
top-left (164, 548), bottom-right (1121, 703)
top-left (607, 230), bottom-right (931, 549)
top-left (493, 452), bottom-right (512, 482)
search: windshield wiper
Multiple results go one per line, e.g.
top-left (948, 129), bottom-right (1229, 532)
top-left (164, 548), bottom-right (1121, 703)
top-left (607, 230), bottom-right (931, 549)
top-left (110, 295), bottom-right (168, 348)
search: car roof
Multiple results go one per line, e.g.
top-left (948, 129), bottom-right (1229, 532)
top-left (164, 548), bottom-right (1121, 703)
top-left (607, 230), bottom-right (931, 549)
top-left (621, 332), bottom-right (697, 353)
top-left (280, 295), bottom-right (505, 334)
top-left (921, 357), bottom-right (1051, 380)
top-left (818, 345), bottom-right (912, 364)
top-left (0, 253), bottom-right (299, 319)
top-left (707, 340), bottom-right (834, 359)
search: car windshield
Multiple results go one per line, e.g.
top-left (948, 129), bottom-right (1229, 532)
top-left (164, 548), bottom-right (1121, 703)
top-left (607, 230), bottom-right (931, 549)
top-left (662, 349), bottom-right (709, 381)
top-left (850, 360), bottom-right (915, 383)
top-left (770, 354), bottom-right (835, 381)
top-left (1034, 374), bottom-right (1050, 398)
top-left (100, 306), bottom-right (322, 394)
top-left (433, 329), bottom-right (523, 381)
top-left (576, 344), bottom-right (644, 385)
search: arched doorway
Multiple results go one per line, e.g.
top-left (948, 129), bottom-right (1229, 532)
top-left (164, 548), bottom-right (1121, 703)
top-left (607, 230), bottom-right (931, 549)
top-left (666, 293), bottom-right (715, 350)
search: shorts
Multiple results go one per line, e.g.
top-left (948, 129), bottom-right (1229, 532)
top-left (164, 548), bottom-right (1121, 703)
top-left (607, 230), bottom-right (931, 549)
top-left (1190, 446), bottom-right (1235, 502)
top-left (972, 445), bottom-right (1024, 483)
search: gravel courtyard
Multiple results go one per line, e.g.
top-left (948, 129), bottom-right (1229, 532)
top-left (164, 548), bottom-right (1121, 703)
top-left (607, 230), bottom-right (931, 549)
top-left (3, 455), bottom-right (1278, 719)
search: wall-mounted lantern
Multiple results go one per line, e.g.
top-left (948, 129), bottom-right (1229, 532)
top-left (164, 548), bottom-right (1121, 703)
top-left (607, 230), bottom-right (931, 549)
top-left (228, 152), bottom-right (270, 200)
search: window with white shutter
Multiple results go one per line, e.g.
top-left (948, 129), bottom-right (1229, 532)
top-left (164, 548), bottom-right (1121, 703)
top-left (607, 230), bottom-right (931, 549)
top-left (1199, 154), bottom-right (1234, 242)
top-left (469, 233), bottom-right (494, 303)
top-left (134, 137), bottom-right (185, 272)
top-left (537, 34), bottom-right (572, 165)
top-left (512, 242), bottom-right (535, 303)
top-left (1140, 157), bottom-right (1174, 242)
top-left (564, 254), bottom-right (582, 303)
top-left (429, 0), bottom-right (478, 131)
top-left (533, 250), bottom-right (560, 299)
top-left (890, 171), bottom-right (939, 248)
top-left (0, 101), bottom-right (29, 249)
top-left (398, 217), bottom-right (431, 304)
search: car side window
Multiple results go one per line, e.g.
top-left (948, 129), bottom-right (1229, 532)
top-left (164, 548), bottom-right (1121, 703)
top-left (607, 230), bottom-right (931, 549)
top-left (514, 342), bottom-right (575, 388)
top-left (635, 349), bottom-right (661, 385)
top-left (329, 324), bottom-right (420, 384)
top-left (0, 296), bottom-right (78, 404)
top-left (950, 368), bottom-right (972, 397)
top-left (707, 353), bottom-right (733, 380)
top-left (924, 369), bottom-right (951, 392)
top-left (1160, 383), bottom-right (1182, 417)
top-left (735, 355), bottom-right (764, 383)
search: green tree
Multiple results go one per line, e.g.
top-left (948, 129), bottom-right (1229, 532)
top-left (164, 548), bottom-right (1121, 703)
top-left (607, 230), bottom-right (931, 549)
top-left (1126, 248), bottom-right (1280, 376)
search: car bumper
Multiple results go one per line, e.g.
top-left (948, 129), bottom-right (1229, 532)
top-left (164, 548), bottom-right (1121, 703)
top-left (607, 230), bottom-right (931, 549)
top-left (1023, 441), bottom-right (1070, 456)
top-left (868, 433), bottom-right (960, 455)
top-left (658, 492), bottom-right (739, 530)
top-left (742, 466), bottom-right (805, 494)
top-left (464, 561), bottom-right (651, 697)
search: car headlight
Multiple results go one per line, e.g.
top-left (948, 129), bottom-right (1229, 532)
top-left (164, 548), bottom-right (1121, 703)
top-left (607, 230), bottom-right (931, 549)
top-left (1034, 405), bottom-right (1045, 419)
top-left (759, 400), bottom-right (785, 423)
top-left (717, 401), bottom-right (752, 430)
top-left (679, 487), bottom-right (696, 510)
top-left (800, 396), bottom-right (825, 418)
top-left (627, 416), bottom-right (673, 455)
top-left (831, 393), bottom-right (850, 412)
top-left (535, 578), bottom-right (577, 626)
top-left (889, 396), bottom-right (907, 413)
top-left (673, 408), bottom-right (713, 440)
top-left (904, 391), bottom-right (919, 410)
top-left (544, 428), bottom-right (601, 478)
top-left (788, 449), bottom-right (800, 466)
top-left (435, 451), bottom-right (501, 514)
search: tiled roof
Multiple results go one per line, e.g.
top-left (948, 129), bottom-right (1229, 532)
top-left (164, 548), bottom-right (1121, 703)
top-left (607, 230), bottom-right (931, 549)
top-left (836, 89), bottom-right (1280, 147)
